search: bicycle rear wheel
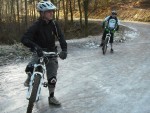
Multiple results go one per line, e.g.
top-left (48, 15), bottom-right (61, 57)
top-left (26, 74), bottom-right (41, 113)
top-left (102, 38), bottom-right (109, 55)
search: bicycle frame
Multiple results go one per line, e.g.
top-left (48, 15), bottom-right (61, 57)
top-left (105, 31), bottom-right (111, 46)
top-left (102, 30), bottom-right (111, 55)
top-left (26, 52), bottom-right (58, 102)
top-left (26, 58), bottom-right (46, 101)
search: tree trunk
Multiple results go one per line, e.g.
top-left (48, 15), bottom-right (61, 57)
top-left (69, 0), bottom-right (73, 23)
top-left (33, 0), bottom-right (36, 21)
top-left (62, 0), bottom-right (67, 32)
top-left (65, 0), bottom-right (69, 21)
top-left (62, 0), bottom-right (69, 32)
top-left (16, 0), bottom-right (20, 32)
top-left (83, 0), bottom-right (89, 37)
top-left (11, 0), bottom-right (15, 22)
top-left (78, 0), bottom-right (82, 28)
top-left (56, 0), bottom-right (60, 20)
top-left (25, 0), bottom-right (28, 29)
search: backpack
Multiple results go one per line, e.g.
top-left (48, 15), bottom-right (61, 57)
top-left (106, 16), bottom-right (119, 30)
top-left (52, 20), bottom-right (60, 40)
top-left (107, 16), bottom-right (118, 23)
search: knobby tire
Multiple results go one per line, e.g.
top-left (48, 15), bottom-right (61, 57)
top-left (26, 74), bottom-right (41, 113)
top-left (102, 37), bottom-right (109, 55)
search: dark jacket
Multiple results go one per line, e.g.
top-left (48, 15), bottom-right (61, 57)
top-left (21, 18), bottom-right (67, 52)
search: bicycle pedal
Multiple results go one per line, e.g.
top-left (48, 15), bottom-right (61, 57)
top-left (43, 82), bottom-right (48, 87)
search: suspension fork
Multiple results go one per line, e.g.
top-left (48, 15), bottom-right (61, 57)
top-left (26, 63), bottom-right (46, 101)
top-left (26, 72), bottom-right (43, 100)
top-left (106, 32), bottom-right (111, 46)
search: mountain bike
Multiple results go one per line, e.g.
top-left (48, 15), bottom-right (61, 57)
top-left (26, 52), bottom-right (58, 113)
top-left (102, 30), bottom-right (111, 55)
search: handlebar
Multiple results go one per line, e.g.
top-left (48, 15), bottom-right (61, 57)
top-left (105, 27), bottom-right (116, 33)
top-left (38, 51), bottom-right (59, 64)
top-left (42, 51), bottom-right (58, 57)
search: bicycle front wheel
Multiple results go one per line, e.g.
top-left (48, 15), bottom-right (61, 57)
top-left (26, 74), bottom-right (41, 113)
top-left (102, 38), bottom-right (109, 55)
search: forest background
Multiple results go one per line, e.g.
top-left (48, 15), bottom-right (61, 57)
top-left (0, 0), bottom-right (150, 44)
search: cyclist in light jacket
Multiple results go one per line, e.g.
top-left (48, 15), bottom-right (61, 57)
top-left (21, 1), bottom-right (67, 106)
top-left (100, 10), bottom-right (120, 52)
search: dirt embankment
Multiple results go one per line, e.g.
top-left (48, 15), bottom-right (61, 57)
top-left (0, 44), bottom-right (31, 66)
top-left (87, 1), bottom-right (150, 22)
top-left (118, 4), bottom-right (150, 22)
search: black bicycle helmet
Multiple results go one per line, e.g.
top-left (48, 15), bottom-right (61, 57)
top-left (111, 10), bottom-right (117, 15)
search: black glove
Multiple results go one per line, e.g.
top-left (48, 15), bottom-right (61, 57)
top-left (112, 29), bottom-right (116, 33)
top-left (59, 51), bottom-right (67, 60)
top-left (35, 46), bottom-right (43, 57)
top-left (116, 25), bottom-right (119, 31)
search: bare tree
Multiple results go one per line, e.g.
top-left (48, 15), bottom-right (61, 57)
top-left (62, 0), bottom-right (69, 32)
top-left (25, 0), bottom-right (28, 28)
top-left (16, 0), bottom-right (20, 32)
top-left (78, 0), bottom-right (83, 28)
top-left (69, 0), bottom-right (73, 23)
top-left (83, 0), bottom-right (90, 36)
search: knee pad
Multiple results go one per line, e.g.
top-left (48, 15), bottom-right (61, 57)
top-left (48, 77), bottom-right (57, 87)
top-left (25, 64), bottom-right (34, 74)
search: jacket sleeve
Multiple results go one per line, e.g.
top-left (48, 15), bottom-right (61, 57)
top-left (115, 18), bottom-right (120, 31)
top-left (52, 21), bottom-right (67, 52)
top-left (117, 19), bottom-right (120, 31)
top-left (21, 22), bottom-right (39, 49)
top-left (102, 16), bottom-right (110, 28)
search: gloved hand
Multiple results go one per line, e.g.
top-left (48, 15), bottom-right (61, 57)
top-left (35, 46), bottom-right (43, 57)
top-left (112, 29), bottom-right (116, 33)
top-left (59, 51), bottom-right (67, 60)
top-left (105, 28), bottom-right (109, 32)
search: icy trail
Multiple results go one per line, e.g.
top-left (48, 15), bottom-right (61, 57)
top-left (0, 22), bottom-right (150, 113)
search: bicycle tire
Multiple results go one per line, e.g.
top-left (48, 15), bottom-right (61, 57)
top-left (26, 74), bottom-right (41, 113)
top-left (102, 37), bottom-right (109, 55)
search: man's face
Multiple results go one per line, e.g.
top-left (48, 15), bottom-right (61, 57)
top-left (112, 14), bottom-right (117, 17)
top-left (43, 10), bottom-right (54, 20)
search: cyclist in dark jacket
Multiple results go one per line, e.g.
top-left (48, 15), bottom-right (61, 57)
top-left (100, 10), bottom-right (120, 52)
top-left (21, 0), bottom-right (67, 106)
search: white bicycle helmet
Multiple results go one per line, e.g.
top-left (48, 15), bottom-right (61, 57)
top-left (37, 1), bottom-right (56, 12)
